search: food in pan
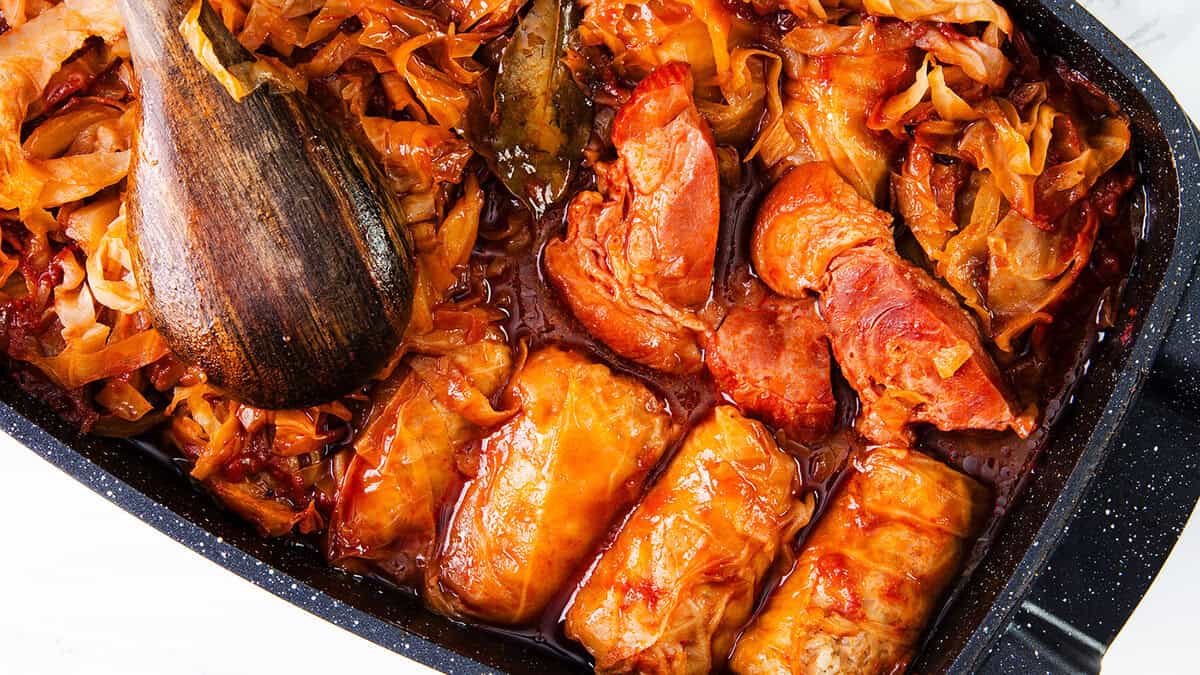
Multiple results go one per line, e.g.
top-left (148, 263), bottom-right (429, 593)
top-left (566, 406), bottom-right (811, 674)
top-left (730, 446), bottom-right (992, 675)
top-left (0, 0), bottom-right (1139, 672)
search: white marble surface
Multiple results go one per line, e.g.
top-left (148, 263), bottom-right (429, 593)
top-left (2, 2), bottom-right (1198, 674)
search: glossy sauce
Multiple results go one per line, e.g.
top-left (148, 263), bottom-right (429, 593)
top-left (0, 5), bottom-right (1143, 672)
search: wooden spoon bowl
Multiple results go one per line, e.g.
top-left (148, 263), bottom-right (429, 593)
top-left (119, 0), bottom-right (415, 409)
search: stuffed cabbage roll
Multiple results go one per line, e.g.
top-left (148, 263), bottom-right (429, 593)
top-left (566, 406), bottom-right (811, 674)
top-left (426, 347), bottom-right (676, 625)
top-left (545, 63), bottom-right (719, 374)
top-left (730, 446), bottom-right (991, 675)
top-left (326, 328), bottom-right (513, 583)
top-left (705, 293), bottom-right (835, 439)
top-left (751, 162), bottom-right (894, 298)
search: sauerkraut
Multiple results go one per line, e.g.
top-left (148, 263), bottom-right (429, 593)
top-left (0, 0), bottom-right (494, 529)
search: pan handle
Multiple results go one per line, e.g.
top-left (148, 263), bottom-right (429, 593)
top-left (983, 351), bottom-right (1200, 674)
top-left (1142, 122), bottom-right (1200, 422)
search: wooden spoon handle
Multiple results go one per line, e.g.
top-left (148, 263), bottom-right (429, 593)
top-left (119, 0), bottom-right (415, 409)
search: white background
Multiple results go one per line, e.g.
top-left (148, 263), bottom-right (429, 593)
top-left (2, 1), bottom-right (1198, 673)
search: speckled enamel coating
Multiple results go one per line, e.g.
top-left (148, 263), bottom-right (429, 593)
top-left (2, 1), bottom-right (1198, 674)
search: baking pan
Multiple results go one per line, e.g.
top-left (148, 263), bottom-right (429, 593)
top-left (3, 0), bottom-right (1199, 672)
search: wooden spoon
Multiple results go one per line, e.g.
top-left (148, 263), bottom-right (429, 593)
top-left (118, 0), bottom-right (415, 409)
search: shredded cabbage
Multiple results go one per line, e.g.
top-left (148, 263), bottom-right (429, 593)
top-left (753, 19), bottom-right (918, 203)
top-left (0, 0), bottom-right (126, 215)
top-left (580, 0), bottom-right (772, 145)
top-left (880, 31), bottom-right (1132, 348)
top-left (0, 0), bottom-right (495, 536)
top-left (858, 0), bottom-right (1012, 33)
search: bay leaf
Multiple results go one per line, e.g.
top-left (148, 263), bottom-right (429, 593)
top-left (490, 0), bottom-right (593, 217)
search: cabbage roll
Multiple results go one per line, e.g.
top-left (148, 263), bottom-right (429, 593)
top-left (730, 446), bottom-right (991, 675)
top-left (753, 20), bottom-right (918, 204)
top-left (567, 406), bottom-right (811, 674)
top-left (426, 347), bottom-right (676, 625)
top-left (326, 329), bottom-right (513, 583)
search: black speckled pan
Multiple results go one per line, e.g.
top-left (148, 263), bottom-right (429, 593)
top-left (3, 1), bottom-right (1199, 672)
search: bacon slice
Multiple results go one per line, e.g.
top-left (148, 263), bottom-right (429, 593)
top-left (823, 246), bottom-right (1028, 443)
top-left (705, 294), bottom-right (835, 440)
top-left (545, 63), bottom-right (720, 374)
top-left (752, 162), bottom-right (1027, 443)
top-left (751, 162), bottom-right (894, 298)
